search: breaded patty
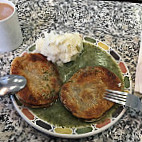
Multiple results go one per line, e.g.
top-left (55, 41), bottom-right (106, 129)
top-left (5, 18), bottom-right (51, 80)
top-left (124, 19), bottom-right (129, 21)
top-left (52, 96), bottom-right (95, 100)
top-left (60, 66), bottom-right (122, 120)
top-left (10, 53), bottom-right (61, 108)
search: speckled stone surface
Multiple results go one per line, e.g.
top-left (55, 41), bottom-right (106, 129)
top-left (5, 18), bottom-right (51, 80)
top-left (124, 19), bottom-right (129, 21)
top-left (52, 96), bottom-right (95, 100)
top-left (0, 0), bottom-right (142, 141)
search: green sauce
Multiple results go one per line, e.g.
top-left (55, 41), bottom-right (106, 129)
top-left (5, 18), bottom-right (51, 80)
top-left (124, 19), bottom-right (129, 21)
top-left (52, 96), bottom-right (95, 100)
top-left (57, 42), bottom-right (123, 83)
top-left (30, 42), bottom-right (123, 127)
top-left (31, 100), bottom-right (90, 127)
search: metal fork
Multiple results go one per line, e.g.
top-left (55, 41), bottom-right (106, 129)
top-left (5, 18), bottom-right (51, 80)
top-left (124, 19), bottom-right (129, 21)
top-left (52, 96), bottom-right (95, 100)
top-left (104, 89), bottom-right (142, 112)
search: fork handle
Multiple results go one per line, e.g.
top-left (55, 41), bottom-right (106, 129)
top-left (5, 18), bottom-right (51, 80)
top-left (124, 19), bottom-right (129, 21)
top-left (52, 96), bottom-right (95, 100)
top-left (126, 94), bottom-right (142, 112)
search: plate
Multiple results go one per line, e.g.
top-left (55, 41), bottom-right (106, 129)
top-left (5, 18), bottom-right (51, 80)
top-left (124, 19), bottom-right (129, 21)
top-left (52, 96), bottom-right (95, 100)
top-left (11, 36), bottom-right (132, 138)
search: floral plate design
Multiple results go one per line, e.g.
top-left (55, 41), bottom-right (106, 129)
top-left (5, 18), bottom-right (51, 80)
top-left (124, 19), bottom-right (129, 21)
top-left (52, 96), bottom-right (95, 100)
top-left (11, 36), bottom-right (132, 138)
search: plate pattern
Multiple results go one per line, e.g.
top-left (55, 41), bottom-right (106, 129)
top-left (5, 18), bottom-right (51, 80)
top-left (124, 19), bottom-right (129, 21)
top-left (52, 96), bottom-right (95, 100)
top-left (11, 37), bottom-right (132, 138)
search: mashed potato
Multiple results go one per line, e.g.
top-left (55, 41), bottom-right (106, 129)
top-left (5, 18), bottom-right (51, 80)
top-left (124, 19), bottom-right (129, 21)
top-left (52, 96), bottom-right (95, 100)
top-left (35, 32), bottom-right (83, 65)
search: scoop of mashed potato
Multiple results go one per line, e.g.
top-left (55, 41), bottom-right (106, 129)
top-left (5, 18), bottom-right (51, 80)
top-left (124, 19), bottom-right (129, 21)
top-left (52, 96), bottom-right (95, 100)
top-left (35, 32), bottom-right (83, 65)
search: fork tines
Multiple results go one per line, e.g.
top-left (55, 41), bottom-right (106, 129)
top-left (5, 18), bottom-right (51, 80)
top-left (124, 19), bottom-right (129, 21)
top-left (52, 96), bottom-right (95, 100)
top-left (104, 89), bottom-right (127, 105)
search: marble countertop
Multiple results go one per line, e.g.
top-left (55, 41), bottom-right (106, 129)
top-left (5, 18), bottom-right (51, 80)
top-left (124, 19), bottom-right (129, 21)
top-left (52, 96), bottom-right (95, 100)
top-left (0, 0), bottom-right (142, 141)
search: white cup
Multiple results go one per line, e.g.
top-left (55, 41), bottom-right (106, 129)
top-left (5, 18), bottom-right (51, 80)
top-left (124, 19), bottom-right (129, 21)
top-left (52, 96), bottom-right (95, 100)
top-left (0, 0), bottom-right (23, 53)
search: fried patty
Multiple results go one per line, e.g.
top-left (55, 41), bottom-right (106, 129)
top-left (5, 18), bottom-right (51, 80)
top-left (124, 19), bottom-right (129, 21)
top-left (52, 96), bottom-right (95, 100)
top-left (60, 66), bottom-right (122, 120)
top-left (10, 53), bottom-right (61, 108)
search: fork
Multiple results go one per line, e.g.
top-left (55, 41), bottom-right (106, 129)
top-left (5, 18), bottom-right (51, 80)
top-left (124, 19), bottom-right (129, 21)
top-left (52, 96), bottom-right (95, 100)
top-left (104, 89), bottom-right (142, 112)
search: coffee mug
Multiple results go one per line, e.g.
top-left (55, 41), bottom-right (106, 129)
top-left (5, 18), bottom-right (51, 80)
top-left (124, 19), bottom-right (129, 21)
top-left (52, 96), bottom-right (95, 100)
top-left (0, 0), bottom-right (23, 53)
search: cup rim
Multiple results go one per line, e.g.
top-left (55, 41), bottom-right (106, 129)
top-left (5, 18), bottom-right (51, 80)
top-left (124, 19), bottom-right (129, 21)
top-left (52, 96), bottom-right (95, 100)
top-left (0, 0), bottom-right (16, 22)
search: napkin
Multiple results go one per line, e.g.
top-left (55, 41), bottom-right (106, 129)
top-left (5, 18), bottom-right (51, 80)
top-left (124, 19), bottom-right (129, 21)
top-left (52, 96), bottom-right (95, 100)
top-left (135, 32), bottom-right (142, 93)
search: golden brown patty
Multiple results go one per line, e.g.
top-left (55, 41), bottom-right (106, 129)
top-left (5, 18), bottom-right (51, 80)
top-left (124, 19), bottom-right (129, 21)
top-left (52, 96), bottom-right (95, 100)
top-left (10, 53), bottom-right (61, 108)
top-left (60, 66), bottom-right (122, 120)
